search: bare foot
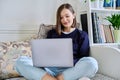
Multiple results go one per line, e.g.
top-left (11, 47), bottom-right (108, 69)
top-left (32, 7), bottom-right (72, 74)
top-left (57, 74), bottom-right (64, 80)
top-left (42, 73), bottom-right (57, 80)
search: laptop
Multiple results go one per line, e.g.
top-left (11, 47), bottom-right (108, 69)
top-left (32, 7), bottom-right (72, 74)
top-left (31, 38), bottom-right (73, 67)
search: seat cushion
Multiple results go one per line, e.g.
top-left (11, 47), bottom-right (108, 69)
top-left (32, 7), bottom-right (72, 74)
top-left (91, 73), bottom-right (115, 80)
top-left (5, 73), bottom-right (116, 80)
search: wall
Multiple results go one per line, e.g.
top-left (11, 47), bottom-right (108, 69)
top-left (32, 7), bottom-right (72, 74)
top-left (0, 0), bottom-right (58, 25)
top-left (0, 0), bottom-right (58, 41)
top-left (0, 0), bottom-right (80, 41)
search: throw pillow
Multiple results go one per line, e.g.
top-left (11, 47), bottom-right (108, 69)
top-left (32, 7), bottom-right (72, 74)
top-left (37, 24), bottom-right (56, 39)
top-left (0, 41), bottom-right (31, 79)
top-left (37, 23), bottom-right (80, 39)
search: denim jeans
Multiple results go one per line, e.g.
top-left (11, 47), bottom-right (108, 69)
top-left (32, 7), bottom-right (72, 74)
top-left (14, 56), bottom-right (98, 80)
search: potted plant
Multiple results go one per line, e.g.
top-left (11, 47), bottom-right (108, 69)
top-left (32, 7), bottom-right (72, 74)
top-left (105, 14), bottom-right (120, 43)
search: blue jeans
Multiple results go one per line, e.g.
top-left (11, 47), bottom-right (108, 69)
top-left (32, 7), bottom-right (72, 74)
top-left (14, 56), bottom-right (98, 80)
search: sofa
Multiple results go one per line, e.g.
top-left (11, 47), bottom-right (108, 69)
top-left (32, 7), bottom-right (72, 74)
top-left (0, 24), bottom-right (119, 80)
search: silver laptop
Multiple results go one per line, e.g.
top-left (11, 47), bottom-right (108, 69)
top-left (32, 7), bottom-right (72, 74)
top-left (31, 38), bottom-right (73, 67)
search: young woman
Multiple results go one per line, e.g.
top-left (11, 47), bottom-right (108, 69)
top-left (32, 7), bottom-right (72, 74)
top-left (15, 3), bottom-right (98, 80)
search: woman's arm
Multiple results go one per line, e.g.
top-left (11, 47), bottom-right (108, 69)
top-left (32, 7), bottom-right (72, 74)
top-left (78, 31), bottom-right (90, 57)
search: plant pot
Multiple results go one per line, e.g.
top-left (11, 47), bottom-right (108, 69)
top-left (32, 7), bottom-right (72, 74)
top-left (113, 30), bottom-right (120, 43)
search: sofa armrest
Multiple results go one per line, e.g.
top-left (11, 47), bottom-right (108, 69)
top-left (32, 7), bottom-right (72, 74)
top-left (90, 46), bottom-right (120, 79)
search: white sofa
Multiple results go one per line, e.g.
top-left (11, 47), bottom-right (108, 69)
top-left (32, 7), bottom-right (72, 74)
top-left (0, 24), bottom-right (119, 80)
top-left (91, 45), bottom-right (120, 80)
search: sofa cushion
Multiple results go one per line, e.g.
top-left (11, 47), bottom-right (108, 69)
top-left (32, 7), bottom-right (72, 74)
top-left (37, 24), bottom-right (56, 39)
top-left (0, 41), bottom-right (32, 79)
top-left (37, 23), bottom-right (80, 39)
top-left (5, 73), bottom-right (115, 80)
top-left (0, 24), bottom-right (53, 79)
top-left (0, 24), bottom-right (55, 79)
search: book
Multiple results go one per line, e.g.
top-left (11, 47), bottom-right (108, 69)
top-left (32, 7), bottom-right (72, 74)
top-left (91, 12), bottom-right (101, 43)
top-left (103, 25), bottom-right (114, 43)
top-left (80, 14), bottom-right (88, 33)
top-left (98, 24), bottom-right (106, 43)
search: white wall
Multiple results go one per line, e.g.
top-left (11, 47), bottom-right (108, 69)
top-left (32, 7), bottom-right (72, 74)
top-left (0, 0), bottom-right (58, 41)
top-left (0, 0), bottom-right (80, 41)
top-left (0, 0), bottom-right (58, 25)
top-left (0, 0), bottom-right (80, 25)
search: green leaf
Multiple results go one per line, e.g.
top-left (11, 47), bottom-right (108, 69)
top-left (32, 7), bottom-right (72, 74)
top-left (105, 14), bottom-right (120, 30)
top-left (105, 0), bottom-right (111, 3)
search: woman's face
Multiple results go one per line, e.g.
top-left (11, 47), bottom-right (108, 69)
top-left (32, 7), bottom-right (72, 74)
top-left (60, 8), bottom-right (75, 29)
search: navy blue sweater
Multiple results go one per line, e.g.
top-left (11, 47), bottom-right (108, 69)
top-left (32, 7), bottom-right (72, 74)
top-left (46, 28), bottom-right (90, 65)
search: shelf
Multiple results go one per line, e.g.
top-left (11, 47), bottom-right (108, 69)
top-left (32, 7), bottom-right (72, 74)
top-left (91, 43), bottom-right (120, 49)
top-left (80, 8), bottom-right (120, 14)
top-left (91, 8), bottom-right (120, 12)
top-left (80, 0), bottom-right (120, 47)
